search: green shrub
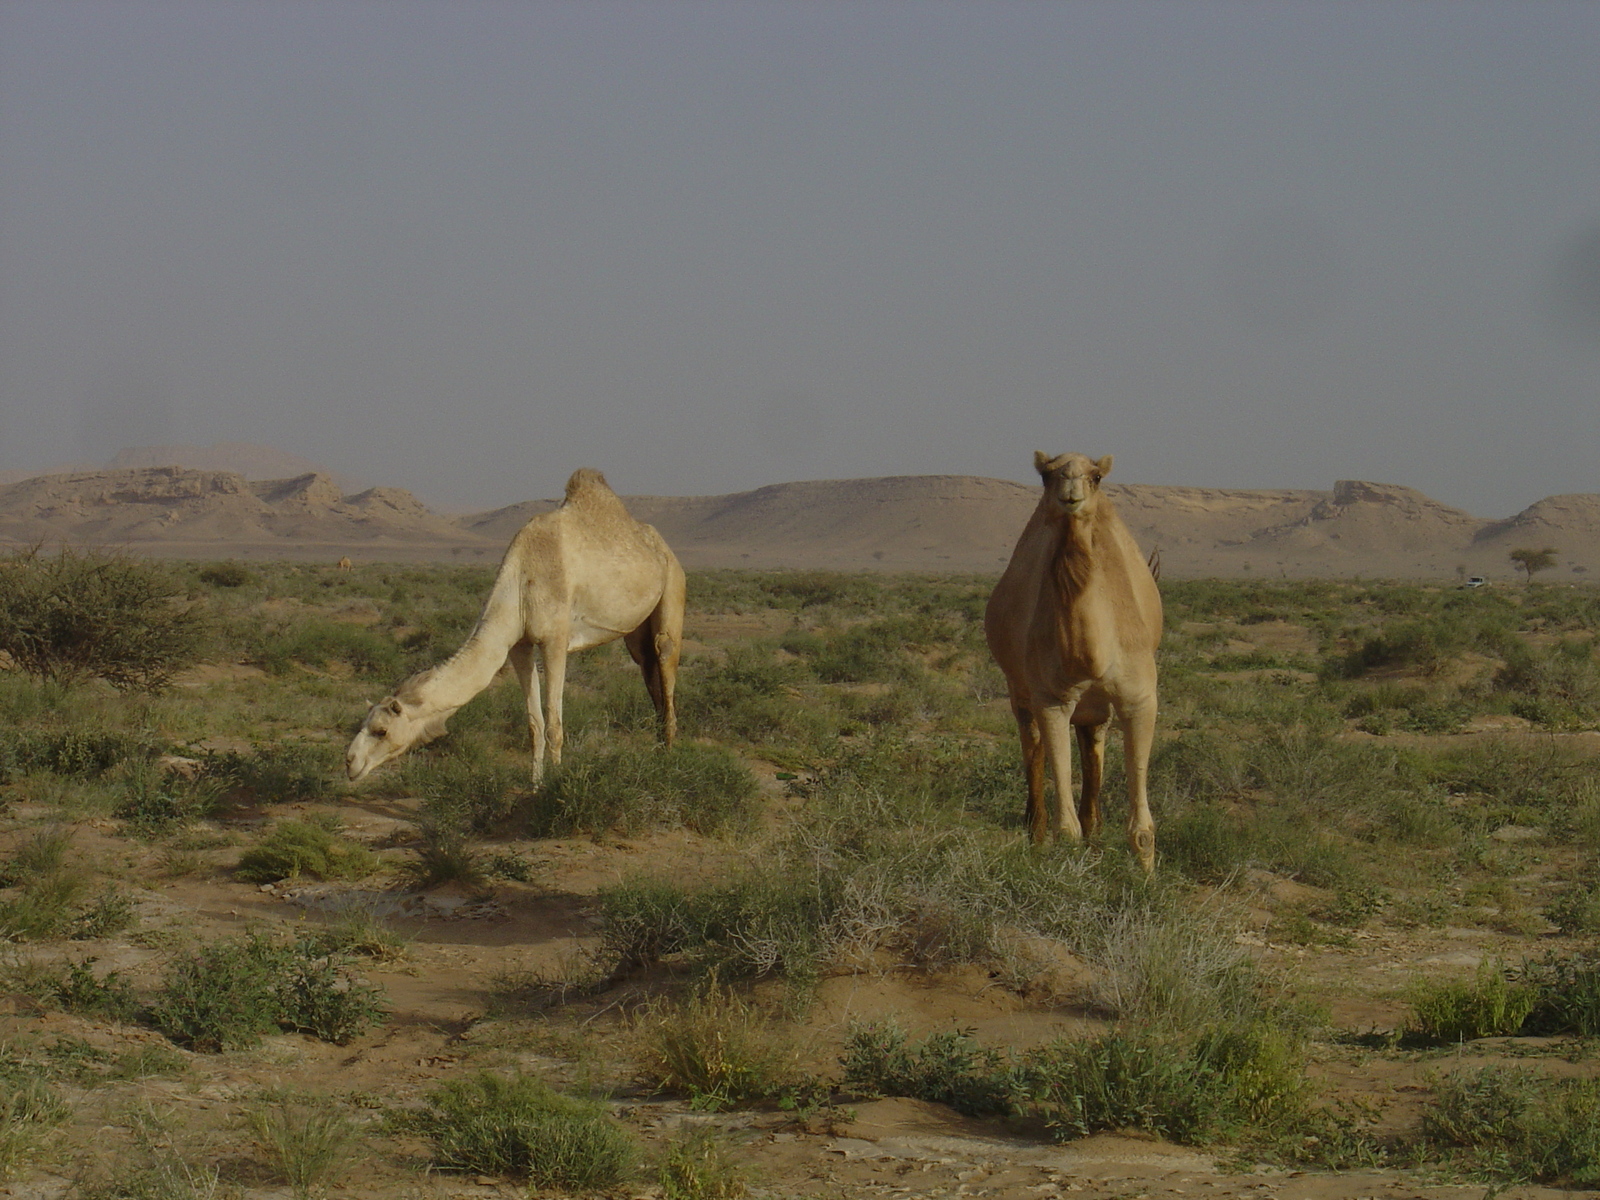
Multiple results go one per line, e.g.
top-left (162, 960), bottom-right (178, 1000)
top-left (0, 546), bottom-right (205, 690)
top-left (659, 1126), bottom-right (749, 1200)
top-left (149, 933), bottom-right (386, 1051)
top-left (236, 820), bottom-right (377, 884)
top-left (247, 1094), bottom-right (359, 1199)
top-left (0, 727), bottom-right (161, 782)
top-left (255, 620), bottom-right (403, 678)
top-left (635, 983), bottom-right (800, 1110)
top-left (0, 828), bottom-right (134, 942)
top-left (1522, 951), bottom-right (1600, 1036)
top-left (841, 1021), bottom-right (1013, 1117)
top-left (1024, 1028), bottom-right (1223, 1142)
top-left (201, 744), bottom-right (334, 804)
top-left (598, 872), bottom-right (831, 987)
top-left (841, 1018), bottom-right (1310, 1147)
top-left (1426, 1066), bottom-right (1600, 1185)
top-left (416, 1072), bottom-right (636, 1189)
top-left (197, 562), bottom-right (254, 588)
top-left (527, 743), bottom-right (759, 838)
top-left (113, 764), bottom-right (223, 838)
top-left (43, 959), bottom-right (141, 1022)
top-left (1406, 960), bottom-right (1535, 1042)
top-left (0, 1076), bottom-right (69, 1179)
top-left (400, 756), bottom-right (524, 833)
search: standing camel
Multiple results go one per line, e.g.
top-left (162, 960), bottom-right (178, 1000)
top-left (984, 452), bottom-right (1163, 871)
top-left (345, 469), bottom-right (684, 782)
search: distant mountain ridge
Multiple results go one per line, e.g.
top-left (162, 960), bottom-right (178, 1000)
top-left (0, 457), bottom-right (1594, 581)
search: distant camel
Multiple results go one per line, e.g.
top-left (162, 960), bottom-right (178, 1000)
top-left (984, 452), bottom-right (1163, 871)
top-left (336, 556), bottom-right (352, 572)
top-left (345, 469), bottom-right (684, 782)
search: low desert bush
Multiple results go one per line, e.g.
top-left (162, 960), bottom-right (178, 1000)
top-left (149, 932), bottom-right (386, 1051)
top-left (0, 546), bottom-right (205, 690)
top-left (1521, 951), bottom-right (1600, 1036)
top-left (526, 743), bottom-right (759, 838)
top-left (0, 726), bottom-right (161, 782)
top-left (247, 1092), bottom-right (360, 1200)
top-left (1406, 960), bottom-right (1535, 1043)
top-left (39, 959), bottom-right (141, 1022)
top-left (659, 1126), bottom-right (749, 1200)
top-left (200, 743), bottom-right (334, 804)
top-left (299, 906), bottom-right (409, 963)
top-left (113, 762), bottom-right (224, 838)
top-left (634, 982), bottom-right (802, 1110)
top-left (235, 820), bottom-right (378, 884)
top-left (399, 756), bottom-right (524, 833)
top-left (0, 828), bottom-right (134, 942)
top-left (1426, 1065), bottom-right (1600, 1185)
top-left (842, 1017), bottom-right (1311, 1145)
top-left (196, 561), bottom-right (254, 589)
top-left (415, 1071), bottom-right (637, 1189)
top-left (841, 1021), bottom-right (1014, 1117)
top-left (0, 1076), bottom-right (69, 1180)
top-left (255, 619), bottom-right (404, 679)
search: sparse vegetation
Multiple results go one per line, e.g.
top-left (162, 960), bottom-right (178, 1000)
top-left (0, 564), bottom-right (1596, 1190)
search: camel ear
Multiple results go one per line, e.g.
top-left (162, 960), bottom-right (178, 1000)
top-left (1033, 450), bottom-right (1054, 477)
top-left (384, 697), bottom-right (403, 715)
top-left (1096, 455), bottom-right (1114, 479)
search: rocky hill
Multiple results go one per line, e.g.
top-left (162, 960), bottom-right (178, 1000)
top-left (0, 462), bottom-right (1594, 580)
top-left (0, 467), bottom-right (484, 561)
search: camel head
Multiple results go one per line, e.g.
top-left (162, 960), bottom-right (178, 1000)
top-left (1033, 451), bottom-right (1113, 518)
top-left (346, 693), bottom-right (452, 782)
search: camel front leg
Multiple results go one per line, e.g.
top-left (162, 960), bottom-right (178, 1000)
top-left (508, 642), bottom-right (547, 782)
top-left (1119, 699), bottom-right (1158, 873)
top-left (1012, 706), bottom-right (1049, 844)
top-left (1074, 721), bottom-right (1107, 839)
top-left (1038, 705), bottom-right (1082, 844)
top-left (543, 641), bottom-right (570, 768)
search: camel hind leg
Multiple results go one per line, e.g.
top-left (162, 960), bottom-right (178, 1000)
top-left (1074, 720), bottom-right (1107, 839)
top-left (624, 568), bottom-right (683, 749)
top-left (508, 641), bottom-right (548, 782)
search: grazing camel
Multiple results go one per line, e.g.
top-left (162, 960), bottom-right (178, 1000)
top-left (984, 452), bottom-right (1163, 871)
top-left (337, 556), bottom-right (352, 572)
top-left (345, 469), bottom-right (684, 783)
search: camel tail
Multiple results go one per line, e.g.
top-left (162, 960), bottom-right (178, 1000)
top-left (1146, 546), bottom-right (1162, 584)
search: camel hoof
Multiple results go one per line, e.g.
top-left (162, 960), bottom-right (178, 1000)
top-left (1131, 829), bottom-right (1155, 873)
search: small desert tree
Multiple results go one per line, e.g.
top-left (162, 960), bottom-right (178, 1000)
top-left (1509, 547), bottom-right (1558, 584)
top-left (0, 546), bottom-right (205, 690)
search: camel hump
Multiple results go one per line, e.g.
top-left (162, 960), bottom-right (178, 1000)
top-left (564, 468), bottom-right (612, 502)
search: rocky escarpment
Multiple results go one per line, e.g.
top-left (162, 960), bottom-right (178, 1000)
top-left (0, 462), bottom-right (1595, 579)
top-left (0, 467), bottom-right (487, 552)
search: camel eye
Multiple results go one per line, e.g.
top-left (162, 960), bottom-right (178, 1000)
top-left (1092, 474), bottom-right (1102, 485)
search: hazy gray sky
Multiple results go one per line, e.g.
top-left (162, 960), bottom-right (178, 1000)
top-left (2, 1), bottom-right (1597, 515)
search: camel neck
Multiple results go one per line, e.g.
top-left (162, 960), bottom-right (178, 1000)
top-left (1049, 508), bottom-right (1105, 597)
top-left (404, 562), bottom-right (524, 712)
